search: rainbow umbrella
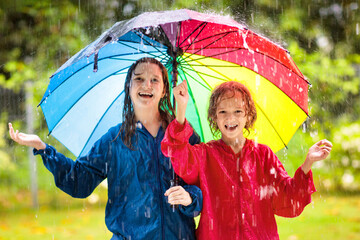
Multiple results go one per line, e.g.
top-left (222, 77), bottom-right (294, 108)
top-left (40, 9), bottom-right (308, 158)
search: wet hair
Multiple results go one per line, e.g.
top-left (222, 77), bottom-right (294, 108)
top-left (207, 81), bottom-right (257, 138)
top-left (116, 57), bottom-right (174, 149)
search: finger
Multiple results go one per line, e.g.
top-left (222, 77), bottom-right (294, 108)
top-left (183, 79), bottom-right (188, 91)
top-left (12, 130), bottom-right (19, 141)
top-left (168, 195), bottom-right (186, 204)
top-left (318, 145), bottom-right (332, 153)
top-left (168, 191), bottom-right (185, 199)
top-left (164, 186), bottom-right (183, 196)
top-left (321, 148), bottom-right (331, 155)
top-left (168, 194), bottom-right (191, 206)
top-left (8, 123), bottom-right (15, 139)
top-left (317, 139), bottom-right (332, 147)
top-left (322, 146), bottom-right (332, 151)
top-left (179, 83), bottom-right (187, 96)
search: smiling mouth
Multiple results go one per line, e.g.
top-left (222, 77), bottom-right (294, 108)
top-left (225, 124), bottom-right (238, 131)
top-left (138, 92), bottom-right (153, 98)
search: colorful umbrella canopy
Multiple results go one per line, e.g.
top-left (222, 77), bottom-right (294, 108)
top-left (40, 9), bottom-right (309, 157)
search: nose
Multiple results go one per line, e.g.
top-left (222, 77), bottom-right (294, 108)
top-left (142, 79), bottom-right (151, 88)
top-left (225, 112), bottom-right (235, 121)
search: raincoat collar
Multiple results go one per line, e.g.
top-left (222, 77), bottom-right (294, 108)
top-left (135, 121), bottom-right (164, 140)
top-left (217, 138), bottom-right (254, 156)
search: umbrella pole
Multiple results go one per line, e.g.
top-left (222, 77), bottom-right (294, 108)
top-left (170, 57), bottom-right (179, 212)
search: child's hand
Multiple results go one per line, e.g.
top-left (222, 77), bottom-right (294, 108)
top-left (8, 123), bottom-right (46, 150)
top-left (164, 186), bottom-right (192, 207)
top-left (173, 80), bottom-right (188, 124)
top-left (302, 139), bottom-right (332, 174)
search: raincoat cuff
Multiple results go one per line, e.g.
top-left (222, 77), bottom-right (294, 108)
top-left (170, 119), bottom-right (193, 141)
top-left (179, 185), bottom-right (203, 217)
top-left (33, 143), bottom-right (54, 156)
top-left (295, 167), bottom-right (316, 194)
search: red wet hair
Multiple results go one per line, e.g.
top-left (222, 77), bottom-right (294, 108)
top-left (207, 81), bottom-right (257, 137)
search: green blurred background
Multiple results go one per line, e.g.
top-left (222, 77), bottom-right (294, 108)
top-left (1, 0), bottom-right (360, 239)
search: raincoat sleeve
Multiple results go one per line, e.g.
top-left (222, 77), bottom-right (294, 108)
top-left (179, 184), bottom-right (203, 217)
top-left (264, 146), bottom-right (316, 217)
top-left (161, 119), bottom-right (204, 186)
top-left (33, 135), bottom-right (110, 198)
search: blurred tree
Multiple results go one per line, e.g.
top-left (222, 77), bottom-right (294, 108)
top-left (0, 0), bottom-right (90, 190)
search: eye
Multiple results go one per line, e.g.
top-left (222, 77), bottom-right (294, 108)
top-left (134, 77), bottom-right (143, 81)
top-left (218, 110), bottom-right (226, 114)
top-left (151, 78), bottom-right (160, 83)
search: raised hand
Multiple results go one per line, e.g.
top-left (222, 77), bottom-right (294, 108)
top-left (302, 139), bottom-right (332, 174)
top-left (8, 123), bottom-right (46, 150)
top-left (164, 186), bottom-right (192, 207)
top-left (173, 80), bottom-right (188, 124)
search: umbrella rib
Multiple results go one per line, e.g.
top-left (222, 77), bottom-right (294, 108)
top-left (179, 64), bottom-right (224, 90)
top-left (78, 90), bottom-right (125, 157)
top-left (117, 39), bottom-right (170, 63)
top-left (182, 31), bottom-right (235, 61)
top-left (181, 47), bottom-right (241, 64)
top-left (177, 64), bottom-right (206, 141)
top-left (181, 60), bottom-right (233, 84)
top-left (130, 30), bottom-right (171, 61)
top-left (179, 22), bottom-right (208, 52)
top-left (182, 30), bottom-right (238, 50)
top-left (255, 103), bottom-right (288, 150)
top-left (48, 68), bottom-right (129, 135)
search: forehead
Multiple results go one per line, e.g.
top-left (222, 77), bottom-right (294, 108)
top-left (133, 62), bottom-right (162, 75)
top-left (218, 91), bottom-right (244, 105)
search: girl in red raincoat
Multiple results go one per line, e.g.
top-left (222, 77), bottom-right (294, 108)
top-left (161, 80), bottom-right (332, 240)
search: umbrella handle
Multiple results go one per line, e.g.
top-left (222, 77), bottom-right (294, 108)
top-left (170, 177), bottom-right (179, 212)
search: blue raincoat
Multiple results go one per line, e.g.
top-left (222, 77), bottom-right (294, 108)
top-left (34, 122), bottom-right (202, 240)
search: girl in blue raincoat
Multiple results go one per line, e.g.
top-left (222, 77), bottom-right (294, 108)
top-left (9, 57), bottom-right (202, 240)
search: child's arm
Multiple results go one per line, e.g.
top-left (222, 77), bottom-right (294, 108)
top-left (162, 80), bottom-right (204, 185)
top-left (301, 139), bottom-right (332, 174)
top-left (173, 80), bottom-right (188, 125)
top-left (270, 139), bottom-right (332, 217)
top-left (9, 123), bottom-right (46, 150)
top-left (9, 122), bottom-right (109, 198)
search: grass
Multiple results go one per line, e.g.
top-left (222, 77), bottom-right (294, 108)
top-left (276, 193), bottom-right (360, 240)
top-left (1, 192), bottom-right (360, 239)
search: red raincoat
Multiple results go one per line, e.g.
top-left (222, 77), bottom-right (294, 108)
top-left (161, 119), bottom-right (316, 240)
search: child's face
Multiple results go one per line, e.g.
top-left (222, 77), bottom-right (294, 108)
top-left (129, 62), bottom-right (165, 110)
top-left (216, 92), bottom-right (247, 144)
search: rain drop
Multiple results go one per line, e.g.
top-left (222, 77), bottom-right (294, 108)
top-left (254, 63), bottom-right (258, 72)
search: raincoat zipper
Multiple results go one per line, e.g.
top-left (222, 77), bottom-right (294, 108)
top-left (154, 135), bottom-right (165, 240)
